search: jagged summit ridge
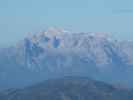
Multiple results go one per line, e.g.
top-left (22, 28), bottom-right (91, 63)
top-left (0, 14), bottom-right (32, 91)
top-left (25, 28), bottom-right (112, 49)
top-left (26, 27), bottom-right (112, 44)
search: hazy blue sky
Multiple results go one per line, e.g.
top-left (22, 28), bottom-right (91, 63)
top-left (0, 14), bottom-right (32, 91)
top-left (0, 0), bottom-right (133, 45)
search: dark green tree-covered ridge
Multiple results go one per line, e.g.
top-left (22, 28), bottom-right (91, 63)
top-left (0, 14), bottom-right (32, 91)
top-left (0, 76), bottom-right (133, 100)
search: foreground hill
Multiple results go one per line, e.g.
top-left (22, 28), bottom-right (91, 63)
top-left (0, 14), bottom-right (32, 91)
top-left (0, 77), bottom-right (133, 100)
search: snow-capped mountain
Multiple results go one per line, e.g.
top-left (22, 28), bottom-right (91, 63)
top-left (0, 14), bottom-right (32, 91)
top-left (21, 28), bottom-right (129, 69)
top-left (0, 27), bottom-right (133, 90)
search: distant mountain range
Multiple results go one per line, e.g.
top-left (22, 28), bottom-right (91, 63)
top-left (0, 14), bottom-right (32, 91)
top-left (0, 76), bottom-right (133, 100)
top-left (0, 27), bottom-right (133, 90)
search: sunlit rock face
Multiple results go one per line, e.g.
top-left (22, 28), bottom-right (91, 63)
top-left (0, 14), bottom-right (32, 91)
top-left (0, 28), bottom-right (133, 90)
